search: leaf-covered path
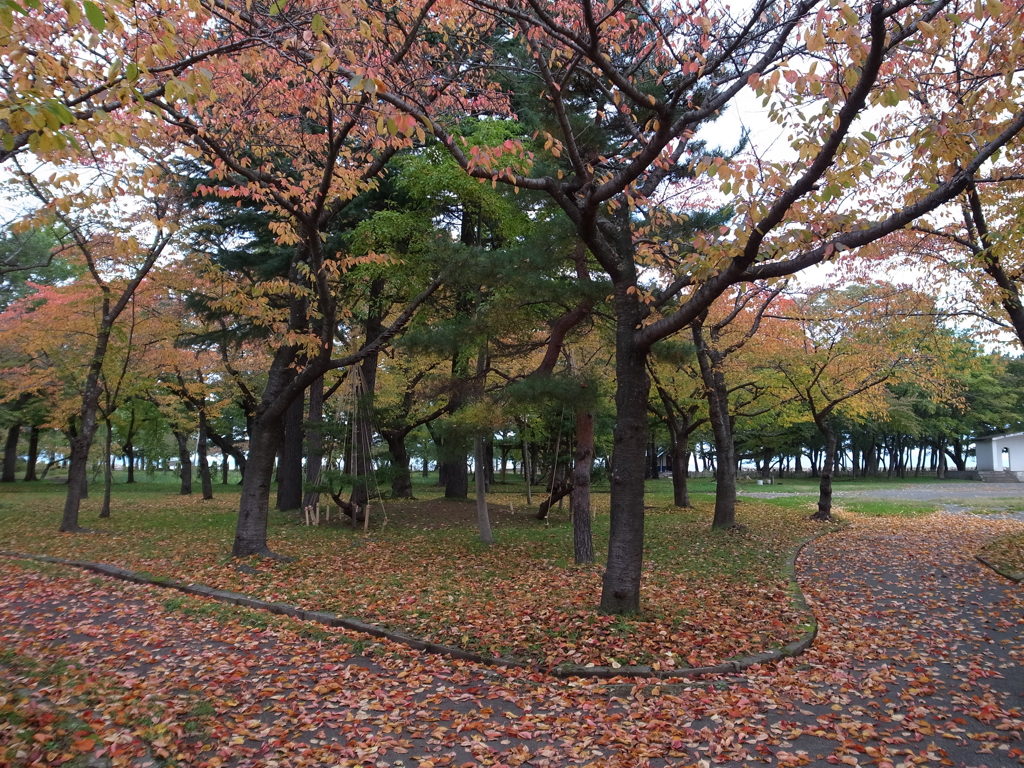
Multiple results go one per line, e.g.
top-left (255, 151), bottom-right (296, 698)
top-left (2, 513), bottom-right (1021, 767)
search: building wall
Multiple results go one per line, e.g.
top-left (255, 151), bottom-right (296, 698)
top-left (1003, 435), bottom-right (1024, 471)
top-left (976, 438), bottom-right (1000, 471)
top-left (976, 435), bottom-right (1024, 471)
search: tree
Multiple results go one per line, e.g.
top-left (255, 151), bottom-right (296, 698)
top-left (0, 225), bottom-right (72, 482)
top-left (691, 283), bottom-right (785, 529)
top-left (765, 284), bottom-right (955, 519)
top-left (0, 226), bottom-right (76, 309)
top-left (375, 0), bottom-right (1024, 612)
top-left (139, 1), bottom-right (490, 556)
top-left (0, 165), bottom-right (178, 530)
top-left (648, 344), bottom-right (706, 508)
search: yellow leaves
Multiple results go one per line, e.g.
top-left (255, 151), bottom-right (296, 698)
top-left (805, 28), bottom-right (826, 53)
top-left (835, 2), bottom-right (859, 26)
top-left (348, 73), bottom-right (381, 96)
top-left (267, 220), bottom-right (301, 247)
top-left (62, 0), bottom-right (81, 26)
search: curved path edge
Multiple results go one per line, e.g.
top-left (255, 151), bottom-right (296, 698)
top-left (0, 538), bottom-right (824, 680)
top-left (975, 553), bottom-right (1024, 583)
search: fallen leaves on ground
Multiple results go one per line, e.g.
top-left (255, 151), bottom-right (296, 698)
top-left (0, 489), bottom-right (826, 668)
top-left (1, 513), bottom-right (1021, 767)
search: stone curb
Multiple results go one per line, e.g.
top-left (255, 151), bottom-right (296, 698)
top-left (0, 549), bottom-right (530, 671)
top-left (975, 553), bottom-right (1024, 583)
top-left (0, 535), bottom-right (825, 680)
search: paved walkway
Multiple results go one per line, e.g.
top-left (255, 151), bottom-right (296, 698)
top-left (1, 513), bottom-right (1021, 767)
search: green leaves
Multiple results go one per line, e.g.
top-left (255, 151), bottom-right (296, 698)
top-left (41, 100), bottom-right (75, 128)
top-left (82, 0), bottom-right (104, 31)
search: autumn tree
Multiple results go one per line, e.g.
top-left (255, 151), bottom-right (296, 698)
top-left (0, 224), bottom-right (74, 482)
top-left (765, 284), bottom-right (954, 519)
top-left (690, 284), bottom-right (786, 528)
top-left (141, 0), bottom-right (519, 558)
top-left (363, 0), bottom-right (1024, 612)
top-left (2, 154), bottom-right (181, 530)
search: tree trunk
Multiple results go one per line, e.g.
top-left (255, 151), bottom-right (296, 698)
top-left (197, 412), bottom-right (214, 500)
top-left (866, 441), bottom-right (879, 475)
top-left (61, 430), bottom-right (92, 531)
top-left (233, 414), bottom-right (284, 557)
top-left (120, 403), bottom-right (137, 484)
top-left (2, 423), bottom-right (20, 482)
top-left (207, 428), bottom-right (245, 481)
top-left (599, 287), bottom-right (649, 614)
top-left (276, 391), bottom-right (304, 511)
top-left (536, 479), bottom-right (573, 519)
top-left (693, 320), bottom-right (737, 529)
top-left (813, 418), bottom-right (838, 521)
top-left (946, 440), bottom-right (966, 472)
top-left (124, 441), bottom-right (135, 483)
top-left (655, 385), bottom-right (694, 509)
top-left (435, 447), bottom-right (447, 487)
top-left (474, 435), bottom-right (493, 544)
top-left (302, 375), bottom-right (324, 511)
top-left (671, 441), bottom-right (690, 508)
top-left (442, 450), bottom-right (469, 498)
top-left (23, 425), bottom-right (39, 481)
top-left (384, 429), bottom-right (414, 498)
top-left (351, 280), bottom-right (384, 507)
top-left (522, 435), bottom-right (533, 504)
top-left (571, 407), bottom-right (595, 564)
top-left (647, 438), bottom-right (659, 479)
top-left (100, 419), bottom-right (113, 518)
top-left (174, 430), bottom-right (192, 495)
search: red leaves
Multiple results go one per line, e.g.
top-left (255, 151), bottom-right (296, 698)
top-left (70, 736), bottom-right (95, 752)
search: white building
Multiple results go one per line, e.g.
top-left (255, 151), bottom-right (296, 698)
top-left (974, 431), bottom-right (1024, 477)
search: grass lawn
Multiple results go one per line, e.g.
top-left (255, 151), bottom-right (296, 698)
top-left (0, 472), bottom-right (907, 669)
top-left (831, 499), bottom-right (938, 517)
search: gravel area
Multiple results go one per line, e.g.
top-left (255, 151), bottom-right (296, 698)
top-left (743, 481), bottom-right (1024, 521)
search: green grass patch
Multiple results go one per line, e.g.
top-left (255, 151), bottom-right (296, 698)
top-left (963, 498), bottom-right (1024, 515)
top-left (747, 494), bottom-right (818, 511)
top-left (837, 499), bottom-right (938, 517)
